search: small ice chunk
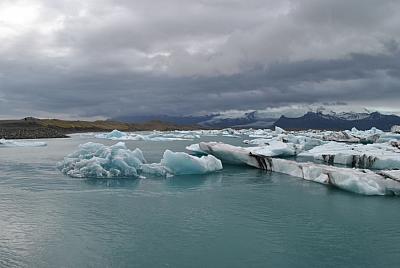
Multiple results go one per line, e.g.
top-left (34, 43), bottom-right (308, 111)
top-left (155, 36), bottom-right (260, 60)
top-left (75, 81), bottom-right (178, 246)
top-left (391, 125), bottom-right (400, 134)
top-left (250, 140), bottom-right (303, 157)
top-left (161, 150), bottom-right (222, 175)
top-left (186, 143), bottom-right (207, 155)
top-left (275, 126), bottom-right (285, 134)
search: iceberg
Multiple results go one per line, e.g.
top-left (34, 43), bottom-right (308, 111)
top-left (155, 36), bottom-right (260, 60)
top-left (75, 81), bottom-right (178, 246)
top-left (274, 126), bottom-right (285, 134)
top-left (0, 138), bottom-right (47, 147)
top-left (58, 142), bottom-right (145, 178)
top-left (94, 130), bottom-right (196, 141)
top-left (249, 140), bottom-right (303, 157)
top-left (198, 141), bottom-right (400, 195)
top-left (58, 142), bottom-right (223, 178)
top-left (95, 129), bottom-right (127, 139)
top-left (377, 132), bottom-right (400, 143)
top-left (378, 170), bottom-right (400, 182)
top-left (322, 131), bottom-right (360, 143)
top-left (199, 142), bottom-right (260, 166)
top-left (185, 143), bottom-right (207, 155)
top-left (199, 140), bottom-right (300, 160)
top-left (299, 141), bottom-right (400, 169)
top-left (391, 125), bottom-right (400, 134)
top-left (244, 134), bottom-right (323, 151)
top-left (161, 150), bottom-right (222, 175)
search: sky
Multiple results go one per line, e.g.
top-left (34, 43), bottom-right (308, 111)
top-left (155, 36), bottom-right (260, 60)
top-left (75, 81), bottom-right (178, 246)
top-left (0, 0), bottom-right (399, 120)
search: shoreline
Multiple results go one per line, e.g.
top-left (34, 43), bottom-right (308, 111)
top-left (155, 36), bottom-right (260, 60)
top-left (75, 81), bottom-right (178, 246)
top-left (0, 117), bottom-right (201, 140)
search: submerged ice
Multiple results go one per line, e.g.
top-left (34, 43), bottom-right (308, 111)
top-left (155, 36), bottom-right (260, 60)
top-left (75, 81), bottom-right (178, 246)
top-left (58, 142), bottom-right (222, 178)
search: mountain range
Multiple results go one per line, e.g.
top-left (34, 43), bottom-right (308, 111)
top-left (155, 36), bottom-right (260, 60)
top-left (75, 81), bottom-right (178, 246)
top-left (274, 111), bottom-right (400, 131)
top-left (115, 110), bottom-right (400, 131)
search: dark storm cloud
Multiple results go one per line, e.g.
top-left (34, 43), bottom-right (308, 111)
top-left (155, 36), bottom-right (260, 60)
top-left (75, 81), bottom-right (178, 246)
top-left (0, 0), bottom-right (399, 118)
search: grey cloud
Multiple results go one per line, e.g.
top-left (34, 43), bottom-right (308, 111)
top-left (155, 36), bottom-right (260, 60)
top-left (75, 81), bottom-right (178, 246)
top-left (0, 0), bottom-right (399, 119)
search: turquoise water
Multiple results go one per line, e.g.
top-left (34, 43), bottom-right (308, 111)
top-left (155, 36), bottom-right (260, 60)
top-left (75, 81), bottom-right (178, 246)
top-left (0, 135), bottom-right (400, 267)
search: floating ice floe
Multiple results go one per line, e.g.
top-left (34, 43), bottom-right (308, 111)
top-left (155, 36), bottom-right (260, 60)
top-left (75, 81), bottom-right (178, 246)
top-left (197, 141), bottom-right (300, 162)
top-left (299, 141), bottom-right (400, 170)
top-left (58, 142), bottom-right (222, 178)
top-left (321, 131), bottom-right (361, 143)
top-left (0, 138), bottom-right (47, 147)
top-left (274, 126), bottom-right (286, 134)
top-left (249, 140), bottom-right (303, 157)
top-left (376, 132), bottom-right (400, 143)
top-left (198, 141), bottom-right (400, 195)
top-left (244, 133), bottom-right (323, 151)
top-left (94, 129), bottom-right (197, 141)
top-left (143, 150), bottom-right (222, 176)
top-left (317, 128), bottom-right (385, 144)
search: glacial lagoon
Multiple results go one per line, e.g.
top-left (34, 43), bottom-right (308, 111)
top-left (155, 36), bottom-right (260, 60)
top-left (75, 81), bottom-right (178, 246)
top-left (1, 132), bottom-right (400, 267)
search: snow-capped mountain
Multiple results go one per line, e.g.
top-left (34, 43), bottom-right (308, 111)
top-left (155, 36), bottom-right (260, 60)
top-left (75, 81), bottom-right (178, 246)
top-left (114, 105), bottom-right (400, 130)
top-left (274, 112), bottom-right (400, 131)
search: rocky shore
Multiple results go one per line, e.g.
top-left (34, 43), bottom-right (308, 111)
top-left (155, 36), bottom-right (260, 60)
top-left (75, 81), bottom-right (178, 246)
top-left (0, 127), bottom-right (68, 139)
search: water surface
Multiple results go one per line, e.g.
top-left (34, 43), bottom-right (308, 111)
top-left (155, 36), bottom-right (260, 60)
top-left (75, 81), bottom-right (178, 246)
top-left (0, 135), bottom-right (399, 267)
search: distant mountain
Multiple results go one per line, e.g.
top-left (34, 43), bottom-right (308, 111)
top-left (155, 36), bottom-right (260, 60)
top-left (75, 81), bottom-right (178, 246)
top-left (274, 112), bottom-right (400, 131)
top-left (199, 111), bottom-right (275, 128)
top-left (114, 112), bottom-right (276, 128)
top-left (115, 107), bottom-right (400, 130)
top-left (114, 114), bottom-right (216, 126)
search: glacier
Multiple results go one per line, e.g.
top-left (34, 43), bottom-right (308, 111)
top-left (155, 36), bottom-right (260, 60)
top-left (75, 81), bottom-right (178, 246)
top-left (58, 142), bottom-right (223, 178)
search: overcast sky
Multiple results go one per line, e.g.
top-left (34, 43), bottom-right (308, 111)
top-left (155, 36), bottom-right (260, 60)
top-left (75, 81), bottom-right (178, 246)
top-left (0, 0), bottom-right (399, 119)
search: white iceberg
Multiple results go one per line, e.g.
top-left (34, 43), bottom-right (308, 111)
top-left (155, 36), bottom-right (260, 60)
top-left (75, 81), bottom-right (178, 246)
top-left (94, 129), bottom-right (127, 139)
top-left (392, 125), bottom-right (400, 134)
top-left (299, 141), bottom-right (400, 169)
top-left (0, 138), bottom-right (47, 147)
top-left (249, 140), bottom-right (303, 157)
top-left (199, 140), bottom-right (300, 160)
top-left (161, 150), bottom-right (222, 175)
top-left (244, 134), bottom-right (323, 151)
top-left (185, 143), bottom-right (207, 155)
top-left (94, 130), bottom-right (196, 141)
top-left (274, 126), bottom-right (285, 134)
top-left (198, 141), bottom-right (400, 195)
top-left (322, 131), bottom-right (360, 143)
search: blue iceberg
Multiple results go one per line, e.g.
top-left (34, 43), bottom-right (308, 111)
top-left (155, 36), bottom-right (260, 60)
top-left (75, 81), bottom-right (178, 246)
top-left (58, 142), bottom-right (223, 178)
